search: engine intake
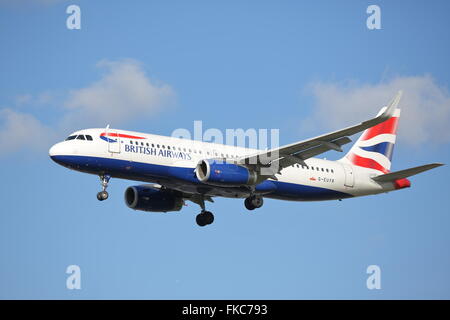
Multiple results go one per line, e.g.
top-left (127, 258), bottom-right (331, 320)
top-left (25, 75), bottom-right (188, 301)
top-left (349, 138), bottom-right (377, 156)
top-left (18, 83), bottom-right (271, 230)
top-left (195, 159), bottom-right (257, 186)
top-left (124, 185), bottom-right (183, 212)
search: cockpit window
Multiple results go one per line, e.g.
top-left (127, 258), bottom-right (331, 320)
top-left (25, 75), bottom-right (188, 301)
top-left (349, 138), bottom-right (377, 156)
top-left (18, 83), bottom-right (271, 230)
top-left (65, 134), bottom-right (93, 141)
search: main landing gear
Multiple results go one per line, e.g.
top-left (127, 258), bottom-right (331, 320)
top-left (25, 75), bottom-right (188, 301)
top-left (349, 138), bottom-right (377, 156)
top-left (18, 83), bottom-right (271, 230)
top-left (244, 195), bottom-right (264, 210)
top-left (196, 211), bottom-right (214, 227)
top-left (195, 196), bottom-right (214, 227)
top-left (97, 174), bottom-right (111, 201)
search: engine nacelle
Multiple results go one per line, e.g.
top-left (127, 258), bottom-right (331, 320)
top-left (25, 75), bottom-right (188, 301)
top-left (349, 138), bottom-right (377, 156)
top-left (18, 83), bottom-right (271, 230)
top-left (195, 159), bottom-right (257, 186)
top-left (124, 185), bottom-right (183, 212)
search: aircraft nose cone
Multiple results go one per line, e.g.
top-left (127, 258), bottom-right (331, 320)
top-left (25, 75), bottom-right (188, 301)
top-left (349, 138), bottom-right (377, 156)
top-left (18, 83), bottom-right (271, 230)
top-left (49, 144), bottom-right (56, 157)
top-left (49, 142), bottom-right (64, 162)
top-left (49, 143), bottom-right (61, 157)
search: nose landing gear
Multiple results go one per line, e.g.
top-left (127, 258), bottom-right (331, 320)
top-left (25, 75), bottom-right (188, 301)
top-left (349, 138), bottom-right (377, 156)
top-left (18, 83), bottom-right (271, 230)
top-left (97, 174), bottom-right (111, 201)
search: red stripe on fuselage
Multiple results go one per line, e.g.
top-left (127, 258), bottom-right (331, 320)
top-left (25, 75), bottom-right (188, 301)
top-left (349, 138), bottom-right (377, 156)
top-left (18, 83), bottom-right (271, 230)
top-left (346, 153), bottom-right (389, 173)
top-left (361, 117), bottom-right (399, 141)
top-left (100, 132), bottom-right (146, 139)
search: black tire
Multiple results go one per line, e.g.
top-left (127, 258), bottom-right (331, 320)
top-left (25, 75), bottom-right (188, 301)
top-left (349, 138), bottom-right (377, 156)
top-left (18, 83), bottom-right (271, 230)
top-left (204, 211), bottom-right (214, 225)
top-left (244, 198), bottom-right (255, 210)
top-left (97, 191), bottom-right (108, 201)
top-left (196, 213), bottom-right (207, 227)
top-left (251, 196), bottom-right (264, 208)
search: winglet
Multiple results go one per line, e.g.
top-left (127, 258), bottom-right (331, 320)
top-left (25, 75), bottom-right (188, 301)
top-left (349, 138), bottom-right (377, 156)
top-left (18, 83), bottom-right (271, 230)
top-left (379, 90), bottom-right (402, 121)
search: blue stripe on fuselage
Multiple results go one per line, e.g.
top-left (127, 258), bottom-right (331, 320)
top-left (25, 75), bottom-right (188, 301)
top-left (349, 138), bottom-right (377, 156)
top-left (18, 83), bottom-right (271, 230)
top-left (50, 155), bottom-right (352, 201)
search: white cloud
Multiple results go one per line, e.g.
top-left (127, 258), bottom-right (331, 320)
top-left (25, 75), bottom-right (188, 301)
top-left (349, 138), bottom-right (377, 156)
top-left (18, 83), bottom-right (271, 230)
top-left (14, 92), bottom-right (56, 107)
top-left (0, 109), bottom-right (57, 156)
top-left (63, 59), bottom-right (175, 128)
top-left (0, 59), bottom-right (175, 156)
top-left (305, 75), bottom-right (450, 146)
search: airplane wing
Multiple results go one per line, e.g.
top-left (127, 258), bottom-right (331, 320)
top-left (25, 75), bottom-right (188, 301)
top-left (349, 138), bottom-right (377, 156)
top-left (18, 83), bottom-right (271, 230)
top-left (238, 91), bottom-right (403, 175)
top-left (371, 163), bottom-right (444, 182)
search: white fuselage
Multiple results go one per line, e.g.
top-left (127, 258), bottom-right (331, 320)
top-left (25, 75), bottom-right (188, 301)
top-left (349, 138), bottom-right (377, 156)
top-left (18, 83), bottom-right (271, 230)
top-left (49, 128), bottom-right (398, 201)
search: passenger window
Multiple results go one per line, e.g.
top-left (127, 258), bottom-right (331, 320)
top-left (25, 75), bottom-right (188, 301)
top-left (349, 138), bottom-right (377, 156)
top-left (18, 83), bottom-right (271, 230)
top-left (146, 143), bottom-right (149, 147)
top-left (77, 135), bottom-right (85, 140)
top-left (321, 168), bottom-right (324, 172)
top-left (86, 135), bottom-right (93, 141)
top-left (162, 145), bottom-right (165, 149)
top-left (331, 169), bottom-right (334, 173)
top-left (157, 144), bottom-right (160, 148)
top-left (326, 169), bottom-right (329, 172)
top-left (168, 146), bottom-right (171, 150)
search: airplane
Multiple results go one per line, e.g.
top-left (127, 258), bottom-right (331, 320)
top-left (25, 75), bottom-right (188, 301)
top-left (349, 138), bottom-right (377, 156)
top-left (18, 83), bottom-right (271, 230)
top-left (49, 91), bottom-right (443, 226)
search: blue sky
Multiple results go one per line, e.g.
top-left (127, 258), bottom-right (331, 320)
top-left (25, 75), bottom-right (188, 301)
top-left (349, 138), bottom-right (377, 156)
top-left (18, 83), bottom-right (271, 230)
top-left (1, 0), bottom-right (449, 299)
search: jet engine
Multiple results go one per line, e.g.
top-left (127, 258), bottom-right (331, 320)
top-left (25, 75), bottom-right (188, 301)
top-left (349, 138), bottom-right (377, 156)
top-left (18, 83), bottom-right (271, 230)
top-left (124, 185), bottom-right (183, 212)
top-left (195, 159), bottom-right (258, 186)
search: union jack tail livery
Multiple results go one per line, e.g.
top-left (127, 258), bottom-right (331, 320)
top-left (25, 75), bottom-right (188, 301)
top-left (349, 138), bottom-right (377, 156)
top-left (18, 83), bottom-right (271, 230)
top-left (343, 93), bottom-right (402, 173)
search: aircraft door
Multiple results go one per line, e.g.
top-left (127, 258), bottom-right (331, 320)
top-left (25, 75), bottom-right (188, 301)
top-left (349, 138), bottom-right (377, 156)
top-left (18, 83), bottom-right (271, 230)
top-left (108, 130), bottom-right (121, 153)
top-left (342, 163), bottom-right (354, 187)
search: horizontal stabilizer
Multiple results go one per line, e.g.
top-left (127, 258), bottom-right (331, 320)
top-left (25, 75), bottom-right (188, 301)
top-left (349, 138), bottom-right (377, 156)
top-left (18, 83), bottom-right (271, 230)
top-left (372, 163), bottom-right (444, 182)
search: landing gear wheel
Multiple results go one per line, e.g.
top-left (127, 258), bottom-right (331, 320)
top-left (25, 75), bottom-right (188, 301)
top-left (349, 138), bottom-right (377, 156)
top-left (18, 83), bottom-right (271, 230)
top-left (97, 191), bottom-right (108, 201)
top-left (203, 211), bottom-right (214, 225)
top-left (97, 174), bottom-right (111, 201)
top-left (196, 211), bottom-right (214, 227)
top-left (244, 198), bottom-right (255, 210)
top-left (196, 213), bottom-right (207, 227)
top-left (244, 196), bottom-right (264, 210)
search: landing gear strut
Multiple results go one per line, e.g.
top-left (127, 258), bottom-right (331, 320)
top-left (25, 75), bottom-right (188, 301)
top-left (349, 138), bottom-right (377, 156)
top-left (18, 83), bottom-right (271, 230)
top-left (195, 196), bottom-right (214, 227)
top-left (244, 195), bottom-right (264, 210)
top-left (97, 174), bottom-right (111, 201)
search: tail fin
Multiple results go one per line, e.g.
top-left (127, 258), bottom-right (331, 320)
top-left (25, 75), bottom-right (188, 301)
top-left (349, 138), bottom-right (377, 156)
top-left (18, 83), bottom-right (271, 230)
top-left (342, 92), bottom-right (402, 173)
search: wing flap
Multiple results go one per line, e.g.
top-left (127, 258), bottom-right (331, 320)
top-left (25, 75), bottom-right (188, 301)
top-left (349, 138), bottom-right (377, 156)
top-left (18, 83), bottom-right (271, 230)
top-left (274, 136), bottom-right (352, 169)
